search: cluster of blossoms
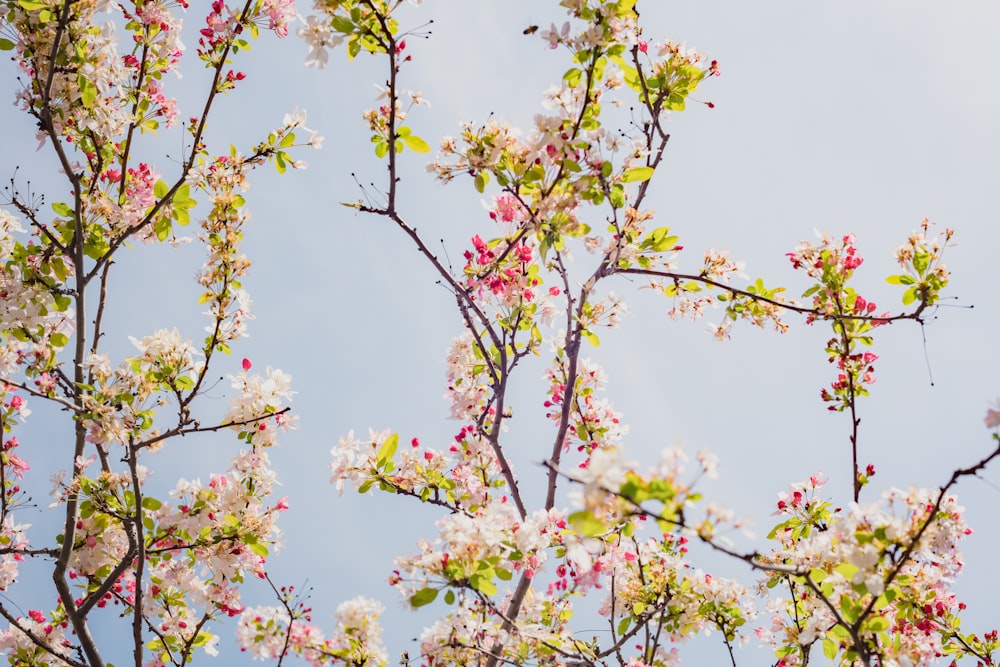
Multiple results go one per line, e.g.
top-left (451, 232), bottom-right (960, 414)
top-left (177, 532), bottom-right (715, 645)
top-left (330, 424), bottom-right (504, 512)
top-left (140, 446), bottom-right (288, 657)
top-left (443, 332), bottom-right (492, 422)
top-left (889, 218), bottom-right (954, 309)
top-left (298, 0), bottom-right (424, 68)
top-left (237, 596), bottom-right (387, 667)
top-left (9, 0), bottom-right (179, 145)
top-left (431, 119), bottom-right (528, 185)
top-left (77, 355), bottom-right (147, 447)
top-left (553, 445), bottom-right (758, 661)
top-left (0, 0), bottom-right (319, 664)
top-left (223, 361), bottom-right (297, 447)
top-left (199, 0), bottom-right (296, 72)
top-left (602, 537), bottom-right (753, 650)
top-left (190, 112), bottom-right (319, 355)
top-left (544, 350), bottom-right (627, 459)
top-left (65, 460), bottom-right (146, 579)
top-left (84, 162), bottom-right (164, 242)
top-left (0, 609), bottom-right (73, 667)
top-left (787, 233), bottom-right (888, 410)
top-left (639, 242), bottom-right (789, 340)
top-left (360, 85), bottom-right (432, 159)
top-left (0, 516), bottom-right (29, 592)
top-left (40, 441), bottom-right (292, 665)
top-left (129, 328), bottom-right (203, 393)
top-left (0, 210), bottom-right (73, 379)
top-left (415, 588), bottom-right (581, 667)
top-left (757, 474), bottom-right (977, 666)
top-left (392, 501), bottom-right (567, 600)
top-left (787, 232), bottom-right (871, 319)
top-left (1, 390), bottom-right (33, 570)
top-left (463, 234), bottom-right (540, 307)
top-left (77, 328), bottom-right (202, 447)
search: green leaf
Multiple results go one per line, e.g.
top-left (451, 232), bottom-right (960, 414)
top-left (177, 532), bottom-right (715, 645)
top-left (443, 589), bottom-right (455, 605)
top-left (51, 257), bottom-right (69, 282)
top-left (886, 274), bottom-right (915, 285)
top-left (154, 217), bottom-right (171, 241)
top-left (622, 65), bottom-right (641, 92)
top-left (644, 227), bottom-right (679, 252)
top-left (332, 15), bottom-right (355, 33)
top-left (665, 94), bottom-right (686, 111)
top-left (474, 171), bottom-right (488, 193)
top-left (823, 638), bottom-right (838, 660)
top-left (834, 562), bottom-right (859, 581)
top-left (902, 286), bottom-right (918, 305)
top-left (52, 201), bottom-right (73, 217)
top-left (583, 330), bottom-right (600, 347)
top-left (568, 510), bottom-right (605, 537)
top-left (247, 541), bottom-right (268, 558)
top-left (866, 616), bottom-right (890, 632)
top-left (621, 166), bottom-right (654, 183)
top-left (49, 333), bottom-right (69, 348)
top-left (173, 183), bottom-right (195, 206)
top-left (154, 180), bottom-right (169, 199)
top-left (141, 497), bottom-right (163, 511)
top-left (174, 375), bottom-right (195, 391)
top-left (78, 77), bottom-right (97, 108)
top-left (0, 38), bottom-right (14, 51)
top-left (410, 587), bottom-right (438, 608)
top-left (348, 36), bottom-right (361, 59)
top-left (402, 134), bottom-right (430, 153)
top-left (18, 0), bottom-right (49, 10)
top-left (563, 67), bottom-right (583, 88)
top-left (469, 574), bottom-right (497, 596)
top-left (609, 184), bottom-right (625, 208)
top-left (808, 567), bottom-right (827, 583)
top-left (376, 433), bottom-right (399, 467)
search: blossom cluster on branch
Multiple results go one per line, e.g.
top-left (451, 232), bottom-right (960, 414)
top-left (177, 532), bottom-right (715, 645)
top-left (276, 1), bottom-right (998, 667)
top-left (0, 1), bottom-right (993, 667)
top-left (0, 0), bottom-right (314, 665)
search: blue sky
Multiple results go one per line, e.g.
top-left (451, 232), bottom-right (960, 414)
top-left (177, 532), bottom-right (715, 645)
top-left (3, 1), bottom-right (1000, 664)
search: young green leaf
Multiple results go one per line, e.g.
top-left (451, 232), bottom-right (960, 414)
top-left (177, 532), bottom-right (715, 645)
top-left (621, 166), bottom-right (654, 183)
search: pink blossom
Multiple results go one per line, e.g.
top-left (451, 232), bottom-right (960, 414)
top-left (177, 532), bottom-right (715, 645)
top-left (986, 397), bottom-right (1000, 428)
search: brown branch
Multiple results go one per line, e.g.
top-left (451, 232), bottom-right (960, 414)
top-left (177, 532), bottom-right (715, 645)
top-left (0, 603), bottom-right (85, 667)
top-left (619, 267), bottom-right (929, 325)
top-left (264, 573), bottom-right (296, 667)
top-left (133, 406), bottom-right (291, 451)
top-left (127, 438), bottom-right (146, 667)
top-left (88, 259), bottom-right (113, 364)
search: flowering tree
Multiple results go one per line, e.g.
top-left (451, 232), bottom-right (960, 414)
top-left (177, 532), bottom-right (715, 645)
top-left (0, 1), bottom-right (997, 667)
top-left (0, 0), bottom-right (316, 665)
top-left (235, 2), bottom-right (999, 667)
